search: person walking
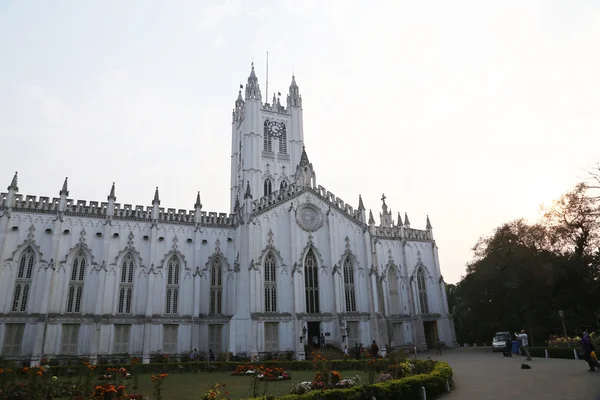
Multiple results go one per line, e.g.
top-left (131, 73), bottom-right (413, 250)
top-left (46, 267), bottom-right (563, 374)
top-left (580, 331), bottom-right (599, 372)
top-left (515, 330), bottom-right (532, 361)
top-left (436, 337), bottom-right (443, 355)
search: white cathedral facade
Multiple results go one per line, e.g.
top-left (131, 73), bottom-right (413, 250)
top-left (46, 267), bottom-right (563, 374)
top-left (0, 65), bottom-right (456, 364)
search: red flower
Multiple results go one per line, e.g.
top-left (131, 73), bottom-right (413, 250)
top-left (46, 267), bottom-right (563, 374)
top-left (225, 392), bottom-right (229, 395)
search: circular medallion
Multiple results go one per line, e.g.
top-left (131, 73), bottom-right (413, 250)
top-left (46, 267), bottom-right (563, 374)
top-left (296, 203), bottom-right (324, 232)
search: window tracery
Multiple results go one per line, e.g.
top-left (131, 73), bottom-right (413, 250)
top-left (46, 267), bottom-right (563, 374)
top-left (304, 249), bottom-right (319, 313)
top-left (12, 247), bottom-right (35, 312)
top-left (210, 258), bottom-right (223, 315)
top-left (343, 258), bottom-right (356, 312)
top-left (66, 250), bottom-right (86, 313)
top-left (165, 257), bottom-right (180, 314)
top-left (264, 253), bottom-right (277, 312)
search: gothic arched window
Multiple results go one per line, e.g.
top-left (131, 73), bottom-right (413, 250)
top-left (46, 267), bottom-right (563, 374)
top-left (263, 120), bottom-right (272, 152)
top-left (343, 258), bottom-right (356, 312)
top-left (210, 258), bottom-right (223, 315)
top-left (66, 250), bottom-right (86, 313)
top-left (304, 249), bottom-right (319, 313)
top-left (264, 179), bottom-right (272, 197)
top-left (264, 253), bottom-right (277, 312)
top-left (12, 247), bottom-right (35, 312)
top-left (165, 257), bottom-right (180, 314)
top-left (388, 267), bottom-right (401, 314)
top-left (278, 125), bottom-right (287, 154)
top-left (417, 268), bottom-right (429, 314)
top-left (118, 253), bottom-right (135, 314)
top-left (279, 181), bottom-right (288, 192)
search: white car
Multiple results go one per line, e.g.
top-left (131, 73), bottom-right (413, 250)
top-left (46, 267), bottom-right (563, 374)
top-left (492, 331), bottom-right (512, 353)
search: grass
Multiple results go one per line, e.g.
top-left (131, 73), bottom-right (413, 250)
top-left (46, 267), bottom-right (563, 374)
top-left (70, 370), bottom-right (370, 399)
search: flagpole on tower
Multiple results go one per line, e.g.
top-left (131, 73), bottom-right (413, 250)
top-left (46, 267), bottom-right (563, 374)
top-left (266, 51), bottom-right (269, 104)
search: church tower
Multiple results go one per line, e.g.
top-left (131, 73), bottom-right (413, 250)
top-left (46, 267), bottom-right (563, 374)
top-left (230, 64), bottom-right (305, 212)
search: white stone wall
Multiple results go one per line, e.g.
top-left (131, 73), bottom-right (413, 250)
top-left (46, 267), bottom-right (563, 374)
top-left (0, 189), bottom-right (454, 362)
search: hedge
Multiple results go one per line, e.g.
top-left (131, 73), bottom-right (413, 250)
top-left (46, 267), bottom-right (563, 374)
top-left (528, 347), bottom-right (579, 359)
top-left (246, 360), bottom-right (453, 400)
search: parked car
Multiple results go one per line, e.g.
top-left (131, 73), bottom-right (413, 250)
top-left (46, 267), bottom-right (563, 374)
top-left (492, 331), bottom-right (512, 353)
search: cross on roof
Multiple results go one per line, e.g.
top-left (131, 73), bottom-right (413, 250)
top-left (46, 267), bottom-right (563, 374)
top-left (381, 193), bottom-right (386, 202)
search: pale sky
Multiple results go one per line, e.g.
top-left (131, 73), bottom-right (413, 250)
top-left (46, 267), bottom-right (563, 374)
top-left (1, 1), bottom-right (599, 283)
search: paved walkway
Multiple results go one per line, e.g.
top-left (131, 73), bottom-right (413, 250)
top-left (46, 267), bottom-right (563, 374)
top-left (414, 347), bottom-right (600, 400)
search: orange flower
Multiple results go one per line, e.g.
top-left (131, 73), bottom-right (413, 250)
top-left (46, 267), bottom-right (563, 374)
top-left (37, 371), bottom-right (43, 376)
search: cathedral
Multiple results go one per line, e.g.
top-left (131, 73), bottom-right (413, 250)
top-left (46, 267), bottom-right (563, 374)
top-left (0, 65), bottom-right (456, 364)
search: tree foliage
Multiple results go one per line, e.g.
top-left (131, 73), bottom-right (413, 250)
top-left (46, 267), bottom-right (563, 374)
top-left (453, 182), bottom-right (600, 345)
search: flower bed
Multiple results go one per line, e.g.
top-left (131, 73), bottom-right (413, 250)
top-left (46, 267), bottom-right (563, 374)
top-left (39, 359), bottom-right (408, 376)
top-left (246, 360), bottom-right (453, 400)
top-left (231, 364), bottom-right (291, 381)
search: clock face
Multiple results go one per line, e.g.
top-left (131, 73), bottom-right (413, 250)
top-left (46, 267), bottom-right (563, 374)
top-left (266, 120), bottom-right (285, 137)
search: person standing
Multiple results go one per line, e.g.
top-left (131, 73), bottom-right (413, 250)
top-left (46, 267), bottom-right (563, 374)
top-left (370, 340), bottom-right (379, 358)
top-left (436, 337), bottom-right (443, 355)
top-left (515, 330), bottom-right (532, 361)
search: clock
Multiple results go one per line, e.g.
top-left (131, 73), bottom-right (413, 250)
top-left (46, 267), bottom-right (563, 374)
top-left (266, 120), bottom-right (285, 138)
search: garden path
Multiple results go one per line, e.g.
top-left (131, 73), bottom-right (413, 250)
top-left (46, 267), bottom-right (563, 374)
top-left (418, 347), bottom-right (600, 400)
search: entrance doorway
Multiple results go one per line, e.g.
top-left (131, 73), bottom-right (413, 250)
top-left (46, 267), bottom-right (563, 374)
top-left (423, 321), bottom-right (438, 348)
top-left (307, 322), bottom-right (321, 349)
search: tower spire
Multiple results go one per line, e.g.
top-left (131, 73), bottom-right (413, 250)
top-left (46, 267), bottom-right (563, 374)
top-left (245, 61), bottom-right (261, 100)
top-left (368, 209), bottom-right (375, 225)
top-left (288, 73), bottom-right (301, 107)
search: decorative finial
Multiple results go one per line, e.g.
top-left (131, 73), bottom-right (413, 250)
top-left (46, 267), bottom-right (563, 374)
top-left (358, 194), bottom-right (365, 211)
top-left (299, 146), bottom-right (310, 166)
top-left (60, 177), bottom-right (69, 196)
top-left (107, 182), bottom-right (116, 201)
top-left (426, 215), bottom-right (432, 230)
top-left (244, 181), bottom-right (252, 199)
top-left (404, 212), bottom-right (410, 227)
top-left (194, 191), bottom-right (202, 209)
top-left (153, 187), bottom-right (160, 205)
top-left (368, 210), bottom-right (375, 225)
top-left (397, 212), bottom-right (403, 227)
top-left (8, 171), bottom-right (18, 192)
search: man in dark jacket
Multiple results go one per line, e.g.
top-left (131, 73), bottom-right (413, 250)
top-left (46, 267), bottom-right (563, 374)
top-left (581, 332), bottom-right (599, 372)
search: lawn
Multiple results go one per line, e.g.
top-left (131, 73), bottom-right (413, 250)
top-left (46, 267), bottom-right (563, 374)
top-left (80, 370), bottom-right (369, 399)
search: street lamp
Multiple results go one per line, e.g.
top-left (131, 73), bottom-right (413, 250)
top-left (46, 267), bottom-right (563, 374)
top-left (558, 310), bottom-right (568, 338)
